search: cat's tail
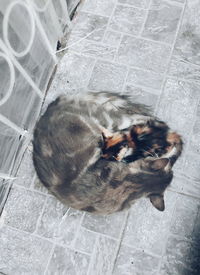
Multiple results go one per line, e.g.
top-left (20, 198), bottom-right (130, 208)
top-left (163, 132), bottom-right (183, 166)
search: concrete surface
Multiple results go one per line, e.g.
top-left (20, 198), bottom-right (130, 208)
top-left (0, 0), bottom-right (200, 274)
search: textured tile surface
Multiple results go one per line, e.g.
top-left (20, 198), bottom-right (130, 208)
top-left (1, 0), bottom-right (200, 274)
top-left (117, 35), bottom-right (171, 72)
top-left (109, 5), bottom-right (146, 35)
top-left (142, 0), bottom-right (182, 44)
top-left (47, 245), bottom-right (90, 275)
top-left (0, 226), bottom-right (52, 275)
top-left (113, 244), bottom-right (160, 275)
top-left (3, 186), bottom-right (45, 233)
top-left (88, 60), bottom-right (127, 92)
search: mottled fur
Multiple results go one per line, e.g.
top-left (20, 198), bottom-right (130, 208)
top-left (33, 92), bottom-right (183, 214)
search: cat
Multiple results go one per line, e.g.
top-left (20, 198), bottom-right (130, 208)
top-left (32, 92), bottom-right (183, 214)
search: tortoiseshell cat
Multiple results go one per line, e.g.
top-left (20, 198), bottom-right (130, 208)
top-left (33, 92), bottom-right (183, 214)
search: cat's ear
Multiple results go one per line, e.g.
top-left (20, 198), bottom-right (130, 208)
top-left (149, 158), bottom-right (169, 171)
top-left (149, 194), bottom-right (165, 211)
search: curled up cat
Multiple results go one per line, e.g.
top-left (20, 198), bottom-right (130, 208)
top-left (32, 92), bottom-right (183, 214)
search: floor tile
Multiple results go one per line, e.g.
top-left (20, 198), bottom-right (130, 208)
top-left (37, 196), bottom-right (83, 246)
top-left (109, 4), bottom-right (146, 35)
top-left (118, 0), bottom-right (150, 8)
top-left (47, 245), bottom-right (90, 275)
top-left (156, 78), bottom-right (200, 140)
top-left (88, 235), bottom-right (117, 275)
top-left (0, 226), bottom-right (52, 275)
top-left (113, 244), bottom-right (160, 275)
top-left (74, 227), bottom-right (97, 254)
top-left (82, 210), bottom-right (126, 238)
top-left (142, 0), bottom-right (182, 44)
top-left (122, 192), bottom-right (177, 255)
top-left (117, 35), bottom-right (171, 73)
top-left (88, 60), bottom-right (127, 92)
top-left (82, 0), bottom-right (116, 17)
top-left (2, 186), bottom-right (45, 233)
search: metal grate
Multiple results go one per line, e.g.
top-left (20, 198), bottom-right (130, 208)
top-left (0, 0), bottom-right (79, 212)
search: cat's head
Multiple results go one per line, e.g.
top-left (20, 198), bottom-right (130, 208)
top-left (128, 157), bottom-right (173, 211)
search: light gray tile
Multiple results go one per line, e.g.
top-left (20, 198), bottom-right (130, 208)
top-left (117, 35), bottom-right (171, 73)
top-left (168, 57), bottom-right (200, 83)
top-left (170, 194), bottom-right (200, 239)
top-left (37, 196), bottom-right (83, 246)
top-left (113, 244), bottom-right (160, 275)
top-left (49, 53), bottom-right (95, 95)
top-left (88, 60), bottom-right (127, 92)
top-left (3, 186), bottom-right (45, 233)
top-left (14, 148), bottom-right (35, 188)
top-left (160, 234), bottom-right (200, 275)
top-left (142, 0), bottom-right (182, 44)
top-left (189, 118), bottom-right (200, 154)
top-left (70, 12), bottom-right (108, 42)
top-left (118, 0), bottom-right (150, 8)
top-left (82, 0), bottom-right (115, 17)
top-left (156, 78), bottom-right (200, 140)
top-left (81, 40), bottom-right (116, 60)
top-left (0, 226), bottom-right (52, 275)
top-left (109, 5), bottom-right (146, 35)
top-left (126, 67), bottom-right (163, 90)
top-left (171, 0), bottom-right (185, 3)
top-left (183, 154), bottom-right (200, 182)
top-left (175, 0), bottom-right (200, 65)
top-left (170, 176), bottom-right (200, 199)
top-left (74, 227), bottom-right (97, 254)
top-left (82, 210), bottom-right (126, 238)
top-left (103, 30), bottom-right (122, 47)
top-left (122, 192), bottom-right (177, 255)
top-left (88, 235), bottom-right (117, 275)
top-left (47, 245), bottom-right (90, 275)
top-left (124, 85), bottom-right (158, 109)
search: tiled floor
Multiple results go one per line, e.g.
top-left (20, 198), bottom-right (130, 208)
top-left (1, 0), bottom-right (200, 274)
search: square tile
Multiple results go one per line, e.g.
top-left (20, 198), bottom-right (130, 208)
top-left (109, 5), bottom-right (146, 35)
top-left (175, 0), bottom-right (200, 65)
top-left (2, 186), bottom-right (45, 233)
top-left (0, 226), bottom-right (52, 275)
top-left (156, 78), bottom-right (200, 140)
top-left (88, 235), bottom-right (117, 275)
top-left (117, 35), bottom-right (171, 73)
top-left (126, 67), bottom-right (163, 90)
top-left (118, 0), bottom-right (150, 8)
top-left (160, 234), bottom-right (200, 275)
top-left (142, 0), bottom-right (182, 44)
top-left (88, 60), bottom-right (127, 92)
top-left (170, 176), bottom-right (200, 199)
top-left (81, 40), bottom-right (116, 61)
top-left (122, 192), bottom-right (177, 255)
top-left (47, 245), bottom-right (90, 275)
top-left (74, 227), bottom-right (97, 254)
top-left (183, 155), bottom-right (200, 182)
top-left (123, 85), bottom-right (158, 109)
top-left (168, 56), bottom-right (200, 83)
top-left (82, 210), bottom-right (126, 238)
top-left (37, 196), bottom-right (83, 246)
top-left (170, 194), bottom-right (200, 239)
top-left (103, 30), bottom-right (122, 47)
top-left (82, 0), bottom-right (115, 17)
top-left (113, 244), bottom-right (160, 275)
top-left (189, 118), bottom-right (200, 154)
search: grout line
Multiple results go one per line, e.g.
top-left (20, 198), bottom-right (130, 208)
top-left (86, 234), bottom-right (99, 275)
top-left (33, 196), bottom-right (48, 234)
top-left (110, 210), bottom-right (130, 274)
top-left (70, 212), bottom-right (85, 249)
top-left (14, 182), bottom-right (50, 197)
top-left (138, 0), bottom-right (152, 36)
top-left (44, 243), bottom-right (55, 275)
top-left (81, 227), bottom-right (119, 241)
